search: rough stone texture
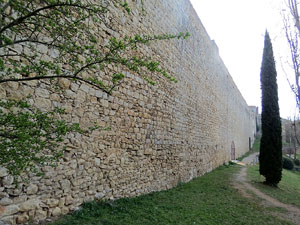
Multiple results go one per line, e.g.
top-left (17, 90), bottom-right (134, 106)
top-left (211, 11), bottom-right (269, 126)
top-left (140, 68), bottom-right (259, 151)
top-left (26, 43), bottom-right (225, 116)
top-left (35, 210), bottom-right (47, 221)
top-left (19, 199), bottom-right (40, 212)
top-left (0, 216), bottom-right (15, 225)
top-left (0, 0), bottom-right (257, 224)
top-left (26, 184), bottom-right (38, 195)
top-left (0, 168), bottom-right (8, 178)
top-left (52, 207), bottom-right (61, 217)
top-left (0, 198), bottom-right (13, 207)
top-left (16, 213), bottom-right (29, 224)
top-left (0, 205), bottom-right (19, 217)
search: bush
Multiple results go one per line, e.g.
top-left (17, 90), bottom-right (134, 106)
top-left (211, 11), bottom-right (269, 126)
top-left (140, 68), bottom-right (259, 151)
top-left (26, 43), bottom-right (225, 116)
top-left (283, 157), bottom-right (294, 170)
top-left (294, 159), bottom-right (300, 166)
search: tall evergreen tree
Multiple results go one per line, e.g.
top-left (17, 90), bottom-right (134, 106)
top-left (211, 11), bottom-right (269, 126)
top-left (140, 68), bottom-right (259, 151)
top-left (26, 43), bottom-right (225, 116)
top-left (259, 31), bottom-right (282, 186)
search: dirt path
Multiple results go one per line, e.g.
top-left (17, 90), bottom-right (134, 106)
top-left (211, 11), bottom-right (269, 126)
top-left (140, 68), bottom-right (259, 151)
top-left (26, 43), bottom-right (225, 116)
top-left (233, 153), bottom-right (300, 225)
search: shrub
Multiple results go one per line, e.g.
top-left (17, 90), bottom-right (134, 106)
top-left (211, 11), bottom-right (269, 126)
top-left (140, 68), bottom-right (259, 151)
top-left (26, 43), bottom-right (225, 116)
top-left (294, 159), bottom-right (300, 166)
top-left (282, 157), bottom-right (294, 170)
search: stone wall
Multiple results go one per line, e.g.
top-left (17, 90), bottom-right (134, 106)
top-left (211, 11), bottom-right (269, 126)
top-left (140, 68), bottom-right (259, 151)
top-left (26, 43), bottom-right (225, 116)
top-left (0, 0), bottom-right (256, 224)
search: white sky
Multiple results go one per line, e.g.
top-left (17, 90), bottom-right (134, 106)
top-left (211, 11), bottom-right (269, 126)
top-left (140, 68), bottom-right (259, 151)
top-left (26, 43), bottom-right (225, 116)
top-left (190, 0), bottom-right (297, 119)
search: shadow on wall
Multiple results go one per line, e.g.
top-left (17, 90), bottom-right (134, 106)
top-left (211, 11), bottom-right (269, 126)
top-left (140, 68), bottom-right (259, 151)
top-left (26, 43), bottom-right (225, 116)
top-left (231, 141), bottom-right (235, 160)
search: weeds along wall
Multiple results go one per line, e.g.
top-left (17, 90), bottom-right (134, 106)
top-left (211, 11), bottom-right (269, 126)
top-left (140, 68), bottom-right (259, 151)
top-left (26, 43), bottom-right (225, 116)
top-left (0, 0), bottom-right (256, 224)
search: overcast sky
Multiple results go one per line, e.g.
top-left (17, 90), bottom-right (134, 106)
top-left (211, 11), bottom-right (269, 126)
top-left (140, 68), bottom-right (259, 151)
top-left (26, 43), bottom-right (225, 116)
top-left (190, 0), bottom-right (297, 119)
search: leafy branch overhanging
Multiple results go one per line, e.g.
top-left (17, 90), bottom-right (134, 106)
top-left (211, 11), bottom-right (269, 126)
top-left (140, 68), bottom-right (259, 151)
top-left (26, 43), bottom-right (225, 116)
top-left (0, 0), bottom-right (190, 177)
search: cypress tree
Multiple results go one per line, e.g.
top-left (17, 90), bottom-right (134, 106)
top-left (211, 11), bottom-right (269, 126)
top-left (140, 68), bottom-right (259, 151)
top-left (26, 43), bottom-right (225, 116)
top-left (259, 31), bottom-right (282, 186)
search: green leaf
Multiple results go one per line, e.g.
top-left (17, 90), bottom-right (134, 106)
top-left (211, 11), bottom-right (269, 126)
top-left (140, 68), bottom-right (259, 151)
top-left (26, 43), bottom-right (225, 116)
top-left (112, 73), bottom-right (125, 84)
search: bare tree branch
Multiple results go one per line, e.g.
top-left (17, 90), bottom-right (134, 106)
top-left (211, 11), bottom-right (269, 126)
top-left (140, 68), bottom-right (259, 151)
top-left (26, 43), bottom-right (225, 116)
top-left (0, 2), bottom-right (100, 34)
top-left (0, 75), bottom-right (111, 94)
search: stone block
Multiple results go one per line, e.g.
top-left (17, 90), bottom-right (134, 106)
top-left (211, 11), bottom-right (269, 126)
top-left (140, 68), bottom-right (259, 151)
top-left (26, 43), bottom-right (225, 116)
top-left (19, 199), bottom-right (40, 212)
top-left (0, 168), bottom-right (8, 177)
top-left (94, 158), bottom-right (101, 166)
top-left (52, 207), bottom-right (61, 217)
top-left (0, 205), bottom-right (19, 217)
top-left (6, 91), bottom-right (23, 101)
top-left (65, 195), bottom-right (73, 206)
top-left (0, 198), bottom-right (12, 207)
top-left (50, 49), bottom-right (59, 58)
top-left (95, 193), bottom-right (105, 199)
top-left (35, 88), bottom-right (50, 98)
top-left (0, 215), bottom-right (16, 225)
top-left (46, 199), bottom-right (59, 208)
top-left (26, 184), bottom-right (38, 195)
top-left (34, 97), bottom-right (51, 110)
top-left (2, 176), bottom-right (14, 186)
top-left (80, 84), bottom-right (90, 93)
top-left (59, 180), bottom-right (71, 190)
top-left (37, 44), bottom-right (48, 54)
top-left (61, 207), bottom-right (69, 214)
top-left (58, 78), bottom-right (71, 89)
top-left (0, 193), bottom-right (8, 199)
top-left (16, 213), bottom-right (29, 224)
top-left (35, 210), bottom-right (47, 221)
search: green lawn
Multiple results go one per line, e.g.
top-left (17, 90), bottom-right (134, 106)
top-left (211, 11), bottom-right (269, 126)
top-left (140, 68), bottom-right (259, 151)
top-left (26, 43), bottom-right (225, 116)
top-left (247, 136), bottom-right (300, 208)
top-left (252, 136), bottom-right (261, 152)
top-left (50, 165), bottom-right (291, 225)
top-left (247, 165), bottom-right (300, 208)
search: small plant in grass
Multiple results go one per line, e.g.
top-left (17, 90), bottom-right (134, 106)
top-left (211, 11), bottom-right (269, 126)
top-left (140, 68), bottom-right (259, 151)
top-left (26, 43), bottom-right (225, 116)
top-left (283, 157), bottom-right (294, 170)
top-left (294, 158), bottom-right (300, 166)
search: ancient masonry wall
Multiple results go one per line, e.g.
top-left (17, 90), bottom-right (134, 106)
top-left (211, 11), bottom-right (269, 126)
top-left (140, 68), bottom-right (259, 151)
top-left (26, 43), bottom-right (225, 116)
top-left (0, 0), bottom-right (256, 224)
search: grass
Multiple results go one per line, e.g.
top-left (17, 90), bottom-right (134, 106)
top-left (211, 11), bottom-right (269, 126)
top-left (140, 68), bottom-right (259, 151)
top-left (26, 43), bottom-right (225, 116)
top-left (247, 165), bottom-right (300, 208)
top-left (246, 136), bottom-right (300, 208)
top-left (252, 136), bottom-right (261, 152)
top-left (50, 165), bottom-right (291, 225)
